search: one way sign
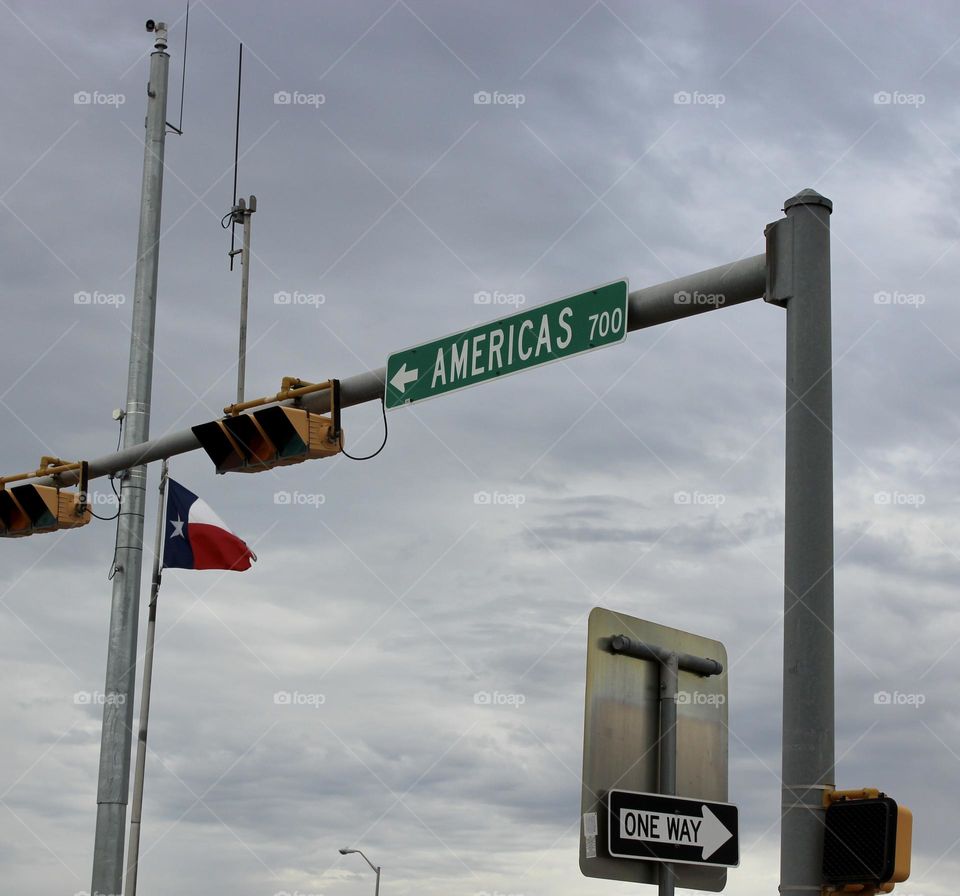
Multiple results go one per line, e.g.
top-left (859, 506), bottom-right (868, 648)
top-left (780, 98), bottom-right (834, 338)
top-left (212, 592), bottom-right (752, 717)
top-left (607, 790), bottom-right (739, 868)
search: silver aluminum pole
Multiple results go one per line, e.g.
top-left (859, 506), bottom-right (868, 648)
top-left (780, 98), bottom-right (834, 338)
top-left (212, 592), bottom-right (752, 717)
top-left (92, 22), bottom-right (170, 896)
top-left (658, 653), bottom-right (679, 896)
top-left (236, 196), bottom-right (256, 403)
top-left (779, 189), bottom-right (834, 895)
top-left (124, 460), bottom-right (168, 896)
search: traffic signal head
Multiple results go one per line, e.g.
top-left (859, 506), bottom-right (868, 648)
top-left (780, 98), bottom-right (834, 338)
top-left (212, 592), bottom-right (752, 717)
top-left (0, 459), bottom-right (91, 537)
top-left (192, 380), bottom-right (343, 474)
top-left (822, 796), bottom-right (912, 888)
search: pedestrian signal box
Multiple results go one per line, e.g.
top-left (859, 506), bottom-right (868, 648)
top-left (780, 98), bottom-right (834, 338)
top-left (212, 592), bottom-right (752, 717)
top-left (822, 790), bottom-right (912, 891)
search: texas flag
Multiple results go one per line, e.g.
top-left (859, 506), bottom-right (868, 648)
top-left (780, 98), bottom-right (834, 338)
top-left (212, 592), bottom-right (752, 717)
top-left (162, 479), bottom-right (256, 571)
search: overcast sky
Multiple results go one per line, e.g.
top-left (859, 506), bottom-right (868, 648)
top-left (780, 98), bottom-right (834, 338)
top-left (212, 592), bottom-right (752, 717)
top-left (1, 1), bottom-right (959, 895)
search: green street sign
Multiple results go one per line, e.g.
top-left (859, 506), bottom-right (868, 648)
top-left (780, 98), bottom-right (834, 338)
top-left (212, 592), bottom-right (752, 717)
top-left (385, 279), bottom-right (628, 409)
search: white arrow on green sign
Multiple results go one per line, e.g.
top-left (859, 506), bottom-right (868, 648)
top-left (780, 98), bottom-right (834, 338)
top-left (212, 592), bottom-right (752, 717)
top-left (385, 279), bottom-right (629, 409)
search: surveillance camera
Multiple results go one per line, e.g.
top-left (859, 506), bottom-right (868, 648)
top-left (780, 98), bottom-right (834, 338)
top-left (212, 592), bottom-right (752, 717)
top-left (145, 19), bottom-right (156, 32)
top-left (112, 408), bottom-right (125, 421)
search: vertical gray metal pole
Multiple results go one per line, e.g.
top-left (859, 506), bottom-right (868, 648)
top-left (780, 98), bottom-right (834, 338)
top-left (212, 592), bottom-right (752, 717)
top-left (92, 23), bottom-right (170, 896)
top-left (658, 653), bottom-right (678, 896)
top-left (236, 196), bottom-right (255, 403)
top-left (779, 188), bottom-right (834, 896)
top-left (374, 865), bottom-right (381, 896)
top-left (124, 460), bottom-right (168, 896)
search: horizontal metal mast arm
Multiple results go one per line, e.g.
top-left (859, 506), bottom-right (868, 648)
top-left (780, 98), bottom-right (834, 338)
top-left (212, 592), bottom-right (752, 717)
top-left (43, 254), bottom-right (765, 486)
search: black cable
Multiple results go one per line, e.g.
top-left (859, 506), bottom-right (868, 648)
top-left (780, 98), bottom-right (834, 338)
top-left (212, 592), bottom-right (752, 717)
top-left (91, 419), bottom-right (124, 521)
top-left (90, 474), bottom-right (122, 522)
top-left (105, 471), bottom-right (124, 580)
top-left (102, 416), bottom-right (125, 579)
top-left (339, 397), bottom-right (388, 461)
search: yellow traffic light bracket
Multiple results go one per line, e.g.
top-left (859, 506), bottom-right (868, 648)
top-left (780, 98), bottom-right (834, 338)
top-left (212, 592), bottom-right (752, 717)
top-left (824, 788), bottom-right (881, 806)
top-left (0, 457), bottom-right (91, 537)
top-left (222, 376), bottom-right (342, 437)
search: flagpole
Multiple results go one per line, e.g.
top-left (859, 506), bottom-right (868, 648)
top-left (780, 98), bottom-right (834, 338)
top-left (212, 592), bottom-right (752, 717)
top-left (125, 458), bottom-right (168, 896)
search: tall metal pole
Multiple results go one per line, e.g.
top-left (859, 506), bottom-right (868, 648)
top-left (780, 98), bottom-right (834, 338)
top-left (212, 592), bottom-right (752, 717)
top-left (124, 460), bottom-right (168, 896)
top-left (91, 21), bottom-right (170, 896)
top-left (779, 188), bottom-right (834, 896)
top-left (233, 195), bottom-right (256, 403)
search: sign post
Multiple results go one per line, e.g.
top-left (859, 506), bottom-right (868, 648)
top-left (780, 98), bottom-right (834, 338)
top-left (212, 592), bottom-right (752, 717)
top-left (767, 189), bottom-right (836, 895)
top-left (385, 279), bottom-right (628, 408)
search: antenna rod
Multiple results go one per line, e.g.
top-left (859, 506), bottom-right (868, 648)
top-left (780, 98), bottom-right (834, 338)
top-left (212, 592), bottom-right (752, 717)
top-left (177, 0), bottom-right (189, 133)
top-left (229, 42), bottom-right (242, 270)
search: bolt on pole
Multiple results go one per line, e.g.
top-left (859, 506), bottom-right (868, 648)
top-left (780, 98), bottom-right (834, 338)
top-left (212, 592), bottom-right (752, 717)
top-left (91, 22), bottom-right (170, 896)
top-left (778, 188), bottom-right (835, 896)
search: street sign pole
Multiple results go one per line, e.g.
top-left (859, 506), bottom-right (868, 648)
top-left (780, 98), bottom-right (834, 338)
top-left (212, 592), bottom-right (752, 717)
top-left (606, 634), bottom-right (726, 893)
top-left (91, 23), bottom-right (170, 896)
top-left (658, 651), bottom-right (679, 896)
top-left (777, 189), bottom-right (835, 895)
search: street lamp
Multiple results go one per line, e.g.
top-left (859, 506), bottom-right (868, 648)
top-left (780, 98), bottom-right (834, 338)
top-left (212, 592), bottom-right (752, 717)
top-left (339, 847), bottom-right (381, 895)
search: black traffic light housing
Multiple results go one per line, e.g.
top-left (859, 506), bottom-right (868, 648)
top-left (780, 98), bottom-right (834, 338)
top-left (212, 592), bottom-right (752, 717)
top-left (822, 791), bottom-right (912, 890)
top-left (193, 377), bottom-right (343, 474)
top-left (0, 458), bottom-right (91, 537)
